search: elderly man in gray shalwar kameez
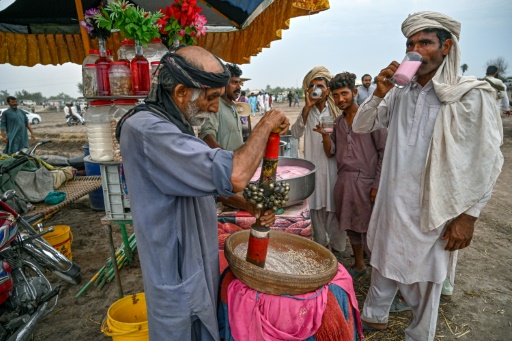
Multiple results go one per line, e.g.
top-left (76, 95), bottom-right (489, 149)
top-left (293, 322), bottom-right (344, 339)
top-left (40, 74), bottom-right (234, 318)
top-left (116, 46), bottom-right (289, 340)
top-left (352, 12), bottom-right (503, 340)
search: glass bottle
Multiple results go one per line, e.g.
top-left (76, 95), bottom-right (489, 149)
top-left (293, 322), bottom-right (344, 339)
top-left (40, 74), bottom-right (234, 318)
top-left (131, 40), bottom-right (150, 96)
top-left (95, 37), bottom-right (112, 96)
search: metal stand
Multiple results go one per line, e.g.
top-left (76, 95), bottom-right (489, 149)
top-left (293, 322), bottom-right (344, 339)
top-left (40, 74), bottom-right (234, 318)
top-left (105, 224), bottom-right (124, 299)
top-left (100, 218), bottom-right (134, 299)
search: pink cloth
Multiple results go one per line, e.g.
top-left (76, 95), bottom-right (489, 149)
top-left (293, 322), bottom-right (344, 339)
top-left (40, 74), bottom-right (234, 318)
top-left (227, 264), bottom-right (362, 341)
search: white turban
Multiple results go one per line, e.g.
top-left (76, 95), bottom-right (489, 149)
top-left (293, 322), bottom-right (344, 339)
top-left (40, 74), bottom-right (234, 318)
top-left (398, 12), bottom-right (504, 235)
top-left (302, 66), bottom-right (340, 118)
top-left (401, 11), bottom-right (461, 85)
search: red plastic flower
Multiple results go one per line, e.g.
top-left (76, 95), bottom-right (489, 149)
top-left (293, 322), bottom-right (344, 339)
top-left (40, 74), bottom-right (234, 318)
top-left (158, 0), bottom-right (207, 45)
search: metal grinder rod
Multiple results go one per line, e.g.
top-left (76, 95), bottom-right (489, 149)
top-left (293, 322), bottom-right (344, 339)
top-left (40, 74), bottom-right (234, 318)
top-left (246, 132), bottom-right (280, 268)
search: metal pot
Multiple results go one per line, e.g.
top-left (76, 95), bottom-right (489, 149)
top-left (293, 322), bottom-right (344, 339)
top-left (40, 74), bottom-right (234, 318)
top-left (251, 157), bottom-right (316, 207)
top-left (278, 141), bottom-right (288, 156)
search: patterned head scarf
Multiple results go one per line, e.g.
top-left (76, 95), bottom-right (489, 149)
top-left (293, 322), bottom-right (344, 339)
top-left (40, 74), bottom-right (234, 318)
top-left (302, 66), bottom-right (340, 117)
top-left (401, 11), bottom-right (461, 85)
top-left (116, 46), bottom-right (231, 139)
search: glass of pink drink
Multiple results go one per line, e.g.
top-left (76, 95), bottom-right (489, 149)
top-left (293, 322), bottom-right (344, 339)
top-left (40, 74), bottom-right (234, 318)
top-left (391, 52), bottom-right (423, 88)
top-left (321, 116), bottom-right (334, 133)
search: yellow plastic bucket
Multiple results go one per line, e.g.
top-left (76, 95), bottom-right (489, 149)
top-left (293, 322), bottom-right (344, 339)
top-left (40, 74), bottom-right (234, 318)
top-left (42, 225), bottom-right (73, 260)
top-left (101, 293), bottom-right (148, 341)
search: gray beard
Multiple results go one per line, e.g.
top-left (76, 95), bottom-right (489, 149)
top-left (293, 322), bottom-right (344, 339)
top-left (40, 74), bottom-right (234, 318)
top-left (186, 101), bottom-right (208, 127)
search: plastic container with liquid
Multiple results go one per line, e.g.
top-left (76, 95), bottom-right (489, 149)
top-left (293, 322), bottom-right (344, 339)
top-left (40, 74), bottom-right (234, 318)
top-left (109, 99), bottom-right (138, 162)
top-left (84, 100), bottom-right (114, 161)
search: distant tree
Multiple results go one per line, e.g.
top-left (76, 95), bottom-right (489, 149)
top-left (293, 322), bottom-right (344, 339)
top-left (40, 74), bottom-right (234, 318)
top-left (460, 63), bottom-right (468, 75)
top-left (0, 90), bottom-right (10, 100)
top-left (486, 57), bottom-right (508, 78)
top-left (77, 82), bottom-right (83, 95)
top-left (12, 90), bottom-right (44, 104)
top-left (265, 84), bottom-right (271, 92)
top-left (14, 89), bottom-right (30, 100)
top-left (48, 92), bottom-right (74, 102)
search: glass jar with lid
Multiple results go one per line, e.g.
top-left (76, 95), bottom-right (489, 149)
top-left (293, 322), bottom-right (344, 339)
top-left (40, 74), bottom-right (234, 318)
top-left (109, 99), bottom-right (138, 162)
top-left (145, 38), bottom-right (168, 63)
top-left (117, 39), bottom-right (136, 61)
top-left (83, 64), bottom-right (97, 97)
top-left (82, 50), bottom-right (99, 97)
top-left (84, 100), bottom-right (114, 162)
top-left (109, 61), bottom-right (132, 96)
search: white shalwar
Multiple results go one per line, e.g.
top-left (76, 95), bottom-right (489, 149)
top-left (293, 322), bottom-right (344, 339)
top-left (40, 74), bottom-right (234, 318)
top-left (353, 81), bottom-right (493, 340)
top-left (291, 103), bottom-right (345, 252)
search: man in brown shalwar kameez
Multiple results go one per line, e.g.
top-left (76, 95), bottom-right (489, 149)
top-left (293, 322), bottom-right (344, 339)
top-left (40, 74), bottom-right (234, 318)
top-left (314, 72), bottom-right (387, 278)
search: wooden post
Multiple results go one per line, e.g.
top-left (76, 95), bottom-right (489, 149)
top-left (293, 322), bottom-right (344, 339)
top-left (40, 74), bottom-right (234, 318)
top-left (75, 0), bottom-right (90, 58)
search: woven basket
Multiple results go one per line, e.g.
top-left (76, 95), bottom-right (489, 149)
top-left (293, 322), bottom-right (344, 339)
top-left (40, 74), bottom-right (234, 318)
top-left (224, 230), bottom-right (338, 295)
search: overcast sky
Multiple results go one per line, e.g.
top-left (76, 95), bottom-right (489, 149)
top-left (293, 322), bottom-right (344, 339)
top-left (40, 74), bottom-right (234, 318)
top-left (0, 0), bottom-right (510, 97)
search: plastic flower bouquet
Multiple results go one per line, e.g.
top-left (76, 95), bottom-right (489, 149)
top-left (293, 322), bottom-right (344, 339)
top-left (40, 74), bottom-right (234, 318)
top-left (158, 0), bottom-right (208, 46)
top-left (100, 0), bottom-right (162, 46)
top-left (80, 4), bottom-right (112, 39)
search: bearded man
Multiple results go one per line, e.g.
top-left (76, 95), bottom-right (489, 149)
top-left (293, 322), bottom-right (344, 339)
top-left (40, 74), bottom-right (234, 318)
top-left (200, 63), bottom-right (244, 150)
top-left (291, 66), bottom-right (347, 260)
top-left (352, 12), bottom-right (503, 340)
top-left (116, 46), bottom-right (289, 340)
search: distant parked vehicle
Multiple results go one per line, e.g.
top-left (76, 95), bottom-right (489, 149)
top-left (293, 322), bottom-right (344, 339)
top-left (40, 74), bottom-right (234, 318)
top-left (27, 111), bottom-right (42, 124)
top-left (21, 99), bottom-right (36, 106)
top-left (0, 108), bottom-right (42, 124)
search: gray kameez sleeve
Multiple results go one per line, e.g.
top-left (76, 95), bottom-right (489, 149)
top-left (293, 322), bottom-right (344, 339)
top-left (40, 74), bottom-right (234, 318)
top-left (198, 111), bottom-right (220, 141)
top-left (353, 95), bottom-right (392, 133)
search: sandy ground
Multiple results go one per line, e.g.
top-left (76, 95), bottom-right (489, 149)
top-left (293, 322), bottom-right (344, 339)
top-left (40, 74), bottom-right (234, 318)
top-left (18, 102), bottom-right (512, 340)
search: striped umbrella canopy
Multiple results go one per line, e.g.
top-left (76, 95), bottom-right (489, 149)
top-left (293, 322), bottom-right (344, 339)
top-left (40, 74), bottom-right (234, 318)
top-left (0, 0), bottom-right (331, 66)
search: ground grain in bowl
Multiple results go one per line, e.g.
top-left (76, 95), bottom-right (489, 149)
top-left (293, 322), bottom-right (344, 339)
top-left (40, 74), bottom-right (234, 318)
top-left (233, 242), bottom-right (330, 275)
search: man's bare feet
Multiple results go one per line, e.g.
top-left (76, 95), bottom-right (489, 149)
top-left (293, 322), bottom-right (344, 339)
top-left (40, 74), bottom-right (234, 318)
top-left (441, 294), bottom-right (452, 302)
top-left (362, 320), bottom-right (387, 331)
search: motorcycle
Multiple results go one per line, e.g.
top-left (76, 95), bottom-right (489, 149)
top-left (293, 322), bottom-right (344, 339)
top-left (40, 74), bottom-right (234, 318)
top-left (65, 114), bottom-right (83, 126)
top-left (0, 189), bottom-right (81, 340)
top-left (18, 139), bottom-right (85, 176)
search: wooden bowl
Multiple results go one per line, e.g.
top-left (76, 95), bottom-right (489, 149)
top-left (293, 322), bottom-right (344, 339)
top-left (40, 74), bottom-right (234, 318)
top-left (224, 230), bottom-right (338, 295)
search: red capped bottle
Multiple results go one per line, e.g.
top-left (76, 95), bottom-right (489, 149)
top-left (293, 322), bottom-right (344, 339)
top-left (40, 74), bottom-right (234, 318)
top-left (131, 40), bottom-right (150, 96)
top-left (95, 37), bottom-right (112, 96)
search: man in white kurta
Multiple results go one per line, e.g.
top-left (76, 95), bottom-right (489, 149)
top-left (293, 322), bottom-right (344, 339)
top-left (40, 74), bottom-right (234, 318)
top-left (257, 92), bottom-right (265, 116)
top-left (352, 12), bottom-right (503, 340)
top-left (291, 66), bottom-right (346, 257)
top-left (484, 65), bottom-right (510, 116)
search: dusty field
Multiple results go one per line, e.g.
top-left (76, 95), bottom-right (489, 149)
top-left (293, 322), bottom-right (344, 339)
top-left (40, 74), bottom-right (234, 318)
top-left (18, 102), bottom-right (512, 340)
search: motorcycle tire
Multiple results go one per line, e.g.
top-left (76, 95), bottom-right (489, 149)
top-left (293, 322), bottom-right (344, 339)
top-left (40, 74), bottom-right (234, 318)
top-left (66, 120), bottom-right (73, 126)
